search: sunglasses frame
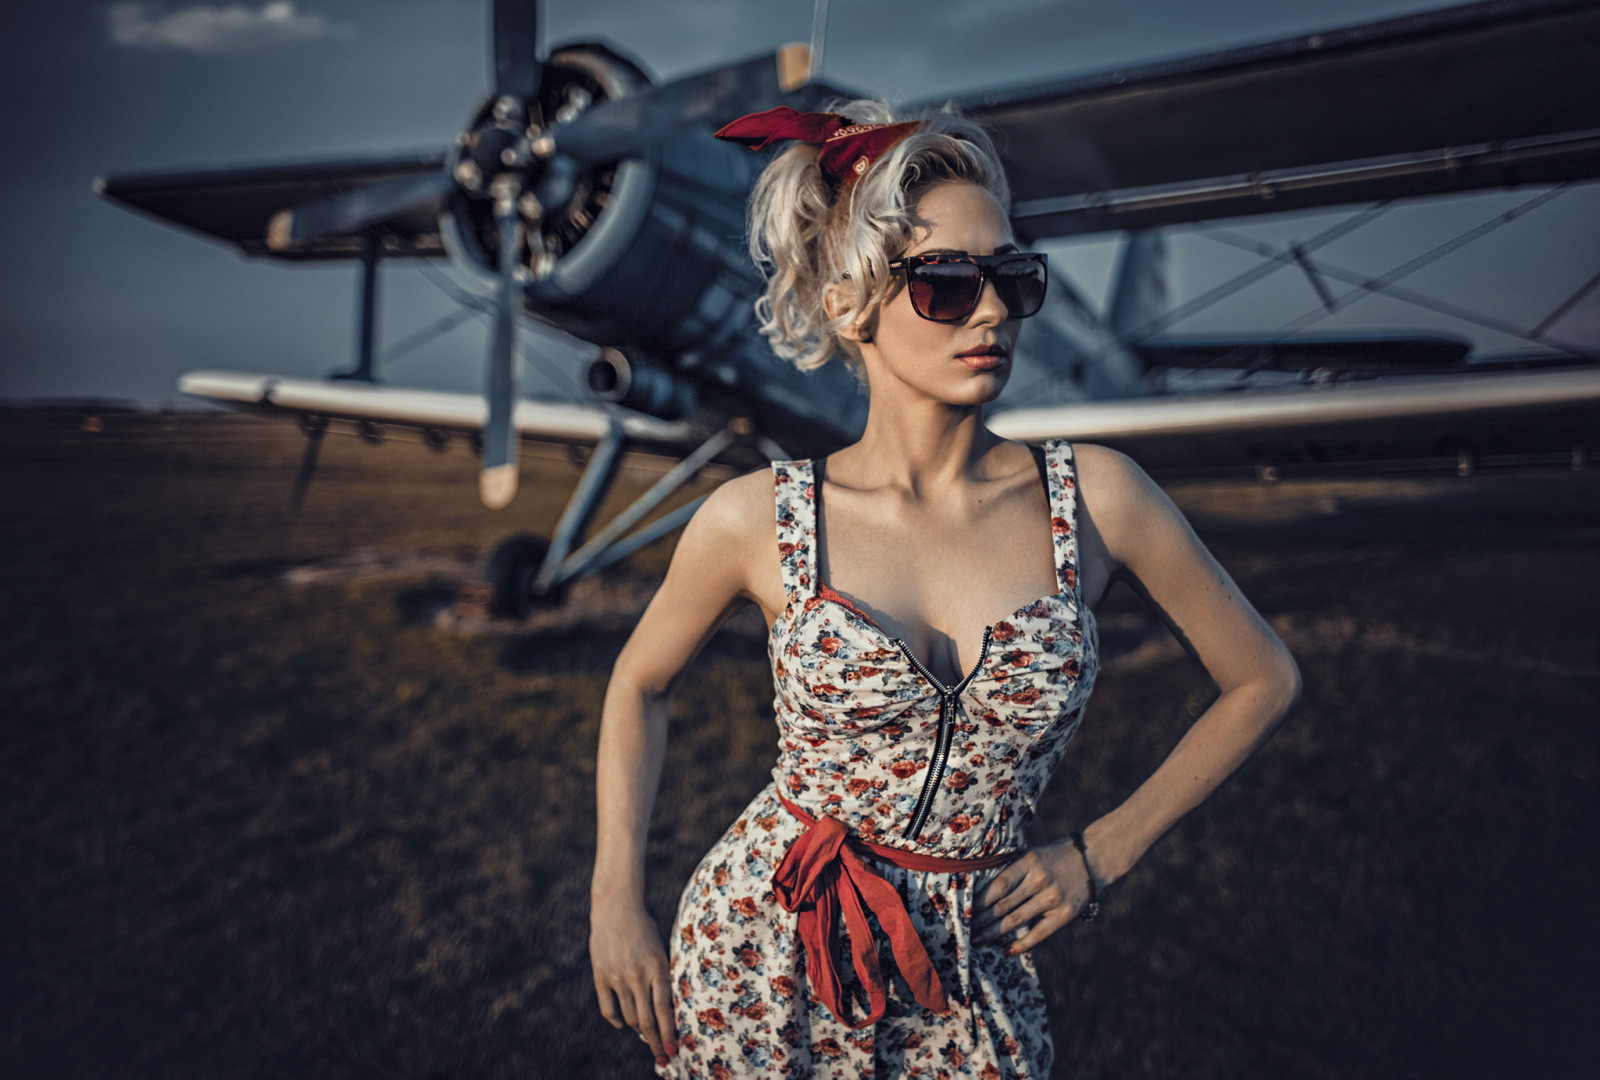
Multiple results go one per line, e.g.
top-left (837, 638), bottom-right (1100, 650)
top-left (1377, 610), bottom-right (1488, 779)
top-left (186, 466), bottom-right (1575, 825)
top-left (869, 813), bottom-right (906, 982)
top-left (886, 252), bottom-right (1049, 323)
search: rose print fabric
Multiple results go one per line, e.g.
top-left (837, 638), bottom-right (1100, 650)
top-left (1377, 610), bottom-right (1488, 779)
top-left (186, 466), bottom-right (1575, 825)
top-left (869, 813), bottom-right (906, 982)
top-left (662, 440), bottom-right (1099, 1079)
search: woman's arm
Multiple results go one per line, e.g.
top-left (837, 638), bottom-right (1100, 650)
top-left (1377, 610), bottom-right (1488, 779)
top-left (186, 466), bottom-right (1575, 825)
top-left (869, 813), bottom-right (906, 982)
top-left (975, 446), bottom-right (1301, 953)
top-left (588, 470), bottom-right (779, 1065)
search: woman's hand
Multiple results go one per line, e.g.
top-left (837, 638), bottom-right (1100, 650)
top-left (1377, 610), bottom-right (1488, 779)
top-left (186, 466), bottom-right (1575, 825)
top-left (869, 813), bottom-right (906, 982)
top-left (973, 838), bottom-right (1096, 955)
top-left (589, 901), bottom-right (678, 1065)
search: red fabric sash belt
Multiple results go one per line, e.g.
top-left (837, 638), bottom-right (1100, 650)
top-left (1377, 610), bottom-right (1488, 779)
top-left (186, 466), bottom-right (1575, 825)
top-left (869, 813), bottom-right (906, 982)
top-left (773, 795), bottom-right (1015, 1029)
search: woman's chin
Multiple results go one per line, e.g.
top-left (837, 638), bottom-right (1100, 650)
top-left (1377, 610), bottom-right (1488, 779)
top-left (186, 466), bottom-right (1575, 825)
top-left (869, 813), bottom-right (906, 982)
top-left (933, 374), bottom-right (1008, 408)
top-left (953, 363), bottom-right (1010, 401)
top-left (873, 357), bottom-right (1011, 406)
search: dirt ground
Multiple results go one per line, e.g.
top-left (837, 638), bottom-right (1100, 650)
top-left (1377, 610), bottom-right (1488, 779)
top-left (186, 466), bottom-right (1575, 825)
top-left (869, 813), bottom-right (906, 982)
top-left (2, 411), bottom-right (1596, 1079)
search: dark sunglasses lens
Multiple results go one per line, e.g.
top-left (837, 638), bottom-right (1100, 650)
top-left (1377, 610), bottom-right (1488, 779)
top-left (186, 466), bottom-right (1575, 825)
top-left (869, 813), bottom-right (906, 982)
top-left (908, 261), bottom-right (983, 321)
top-left (993, 259), bottom-right (1047, 318)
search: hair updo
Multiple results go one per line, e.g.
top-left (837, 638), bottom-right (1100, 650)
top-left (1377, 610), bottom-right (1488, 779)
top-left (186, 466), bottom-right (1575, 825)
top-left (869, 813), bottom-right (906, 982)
top-left (743, 98), bottom-right (1010, 380)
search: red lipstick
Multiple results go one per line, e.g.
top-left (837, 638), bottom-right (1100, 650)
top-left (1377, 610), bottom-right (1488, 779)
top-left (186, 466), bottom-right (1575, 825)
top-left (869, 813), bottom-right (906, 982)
top-left (954, 344), bottom-right (1007, 371)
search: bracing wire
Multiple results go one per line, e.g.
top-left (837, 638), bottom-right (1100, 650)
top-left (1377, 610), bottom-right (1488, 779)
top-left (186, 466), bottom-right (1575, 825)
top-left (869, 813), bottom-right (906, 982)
top-left (376, 307), bottom-right (479, 370)
top-left (1008, 184), bottom-right (1593, 402)
top-left (1531, 268), bottom-right (1600, 339)
top-left (1172, 184), bottom-right (1592, 383)
top-left (1008, 202), bottom-right (1394, 402)
top-left (1130, 202), bottom-right (1394, 339)
top-left (416, 260), bottom-right (586, 397)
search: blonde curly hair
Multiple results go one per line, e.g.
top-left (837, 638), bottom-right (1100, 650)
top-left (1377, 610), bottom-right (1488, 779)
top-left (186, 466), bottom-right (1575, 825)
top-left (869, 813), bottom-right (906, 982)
top-left (744, 99), bottom-right (1011, 381)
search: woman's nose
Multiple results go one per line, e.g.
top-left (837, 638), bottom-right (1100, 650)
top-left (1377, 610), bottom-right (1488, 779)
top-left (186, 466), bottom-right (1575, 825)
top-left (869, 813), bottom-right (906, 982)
top-left (971, 275), bottom-right (1010, 323)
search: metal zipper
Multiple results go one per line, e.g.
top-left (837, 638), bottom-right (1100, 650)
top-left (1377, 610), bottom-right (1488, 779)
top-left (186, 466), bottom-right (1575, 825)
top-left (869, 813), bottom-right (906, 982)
top-left (896, 626), bottom-right (994, 842)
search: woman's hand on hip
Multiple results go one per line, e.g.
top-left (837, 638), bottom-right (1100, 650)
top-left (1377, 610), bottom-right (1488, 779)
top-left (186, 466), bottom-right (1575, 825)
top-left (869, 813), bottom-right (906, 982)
top-left (589, 902), bottom-right (677, 1065)
top-left (972, 839), bottom-right (1092, 954)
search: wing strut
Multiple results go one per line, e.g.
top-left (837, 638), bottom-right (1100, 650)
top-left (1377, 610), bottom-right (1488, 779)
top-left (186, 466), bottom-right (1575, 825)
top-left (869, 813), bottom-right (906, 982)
top-left (334, 230), bottom-right (382, 382)
top-left (545, 420), bottom-right (743, 587)
top-left (289, 415), bottom-right (329, 512)
top-left (461, 417), bottom-right (761, 619)
top-left (535, 419), bottom-right (628, 591)
top-left (1289, 244), bottom-right (1338, 313)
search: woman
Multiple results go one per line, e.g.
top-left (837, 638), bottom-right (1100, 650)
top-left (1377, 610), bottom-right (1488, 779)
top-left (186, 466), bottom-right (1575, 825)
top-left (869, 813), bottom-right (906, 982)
top-left (589, 100), bottom-right (1301, 1078)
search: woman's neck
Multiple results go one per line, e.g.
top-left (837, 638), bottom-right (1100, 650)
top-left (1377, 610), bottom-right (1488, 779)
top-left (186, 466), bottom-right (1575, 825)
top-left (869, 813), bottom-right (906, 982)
top-left (839, 396), bottom-right (996, 491)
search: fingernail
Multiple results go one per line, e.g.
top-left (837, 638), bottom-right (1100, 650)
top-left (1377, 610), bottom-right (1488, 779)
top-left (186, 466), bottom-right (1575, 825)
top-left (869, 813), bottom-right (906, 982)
top-left (656, 1056), bottom-right (668, 1066)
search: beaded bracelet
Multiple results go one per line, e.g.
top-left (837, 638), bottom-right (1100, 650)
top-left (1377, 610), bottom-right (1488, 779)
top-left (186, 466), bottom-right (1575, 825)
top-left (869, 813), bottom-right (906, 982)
top-left (1069, 829), bottom-right (1101, 921)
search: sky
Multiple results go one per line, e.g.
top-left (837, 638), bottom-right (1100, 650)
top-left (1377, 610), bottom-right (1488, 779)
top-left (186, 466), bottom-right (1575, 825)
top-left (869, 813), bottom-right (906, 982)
top-left (1, 0), bottom-right (1595, 406)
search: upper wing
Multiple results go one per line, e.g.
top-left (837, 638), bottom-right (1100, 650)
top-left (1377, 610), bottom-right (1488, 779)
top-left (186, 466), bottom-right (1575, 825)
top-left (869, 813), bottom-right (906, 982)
top-left (989, 367), bottom-right (1600, 476)
top-left (94, 151), bottom-right (450, 260)
top-left (933, 0), bottom-right (1600, 237)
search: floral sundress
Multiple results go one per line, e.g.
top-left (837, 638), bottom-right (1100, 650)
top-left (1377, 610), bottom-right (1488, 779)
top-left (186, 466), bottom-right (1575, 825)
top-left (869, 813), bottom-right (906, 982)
top-left (662, 440), bottom-right (1100, 1079)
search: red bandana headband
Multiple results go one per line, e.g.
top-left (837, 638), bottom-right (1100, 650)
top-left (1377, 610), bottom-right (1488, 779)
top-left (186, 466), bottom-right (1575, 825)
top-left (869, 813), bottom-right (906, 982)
top-left (713, 106), bottom-right (920, 188)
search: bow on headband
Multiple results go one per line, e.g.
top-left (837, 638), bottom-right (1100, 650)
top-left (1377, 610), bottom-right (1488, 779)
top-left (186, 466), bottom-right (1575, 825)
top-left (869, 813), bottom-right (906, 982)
top-left (713, 106), bottom-right (920, 188)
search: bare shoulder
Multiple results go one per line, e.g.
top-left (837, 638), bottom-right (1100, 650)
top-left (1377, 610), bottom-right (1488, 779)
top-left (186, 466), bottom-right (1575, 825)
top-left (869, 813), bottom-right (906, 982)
top-left (686, 465), bottom-right (776, 547)
top-left (1070, 443), bottom-right (1184, 562)
top-left (614, 465), bottom-right (783, 689)
top-left (1071, 443), bottom-right (1161, 513)
top-left (654, 462), bottom-right (788, 625)
top-left (665, 464), bottom-right (781, 603)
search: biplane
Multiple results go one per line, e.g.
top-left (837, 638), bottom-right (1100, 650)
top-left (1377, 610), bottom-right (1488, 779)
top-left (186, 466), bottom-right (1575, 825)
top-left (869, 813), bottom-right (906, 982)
top-left (96, 0), bottom-right (1600, 615)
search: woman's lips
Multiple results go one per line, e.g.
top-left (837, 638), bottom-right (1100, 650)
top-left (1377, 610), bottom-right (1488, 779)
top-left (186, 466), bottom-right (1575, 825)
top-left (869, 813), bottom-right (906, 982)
top-left (955, 348), bottom-right (1006, 371)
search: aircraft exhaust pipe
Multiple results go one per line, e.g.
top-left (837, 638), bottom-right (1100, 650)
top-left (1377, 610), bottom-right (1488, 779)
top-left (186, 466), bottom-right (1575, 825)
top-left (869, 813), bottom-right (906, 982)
top-left (586, 348), bottom-right (695, 421)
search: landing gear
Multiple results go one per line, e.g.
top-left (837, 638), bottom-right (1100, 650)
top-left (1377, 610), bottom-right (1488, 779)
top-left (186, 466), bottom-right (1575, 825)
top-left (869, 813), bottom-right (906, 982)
top-left (446, 418), bottom-right (771, 625)
top-left (483, 533), bottom-right (566, 618)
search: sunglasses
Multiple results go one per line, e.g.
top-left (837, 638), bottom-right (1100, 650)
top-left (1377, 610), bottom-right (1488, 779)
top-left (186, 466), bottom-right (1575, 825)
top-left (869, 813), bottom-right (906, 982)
top-left (887, 252), bottom-right (1049, 323)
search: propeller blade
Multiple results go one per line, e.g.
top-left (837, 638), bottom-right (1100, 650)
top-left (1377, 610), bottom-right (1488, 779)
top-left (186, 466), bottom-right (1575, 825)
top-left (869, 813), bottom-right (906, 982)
top-left (480, 179), bottom-right (524, 509)
top-left (550, 46), bottom-right (811, 166)
top-left (493, 0), bottom-right (542, 102)
top-left (266, 171), bottom-right (453, 251)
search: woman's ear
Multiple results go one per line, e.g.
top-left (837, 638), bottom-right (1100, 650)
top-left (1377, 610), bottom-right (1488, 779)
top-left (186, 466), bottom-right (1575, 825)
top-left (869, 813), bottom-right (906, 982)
top-left (824, 283), bottom-right (865, 343)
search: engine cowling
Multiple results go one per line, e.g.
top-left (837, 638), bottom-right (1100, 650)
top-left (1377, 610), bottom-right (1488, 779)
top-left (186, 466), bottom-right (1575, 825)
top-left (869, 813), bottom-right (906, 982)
top-left (441, 44), bottom-right (656, 314)
top-left (441, 44), bottom-right (771, 370)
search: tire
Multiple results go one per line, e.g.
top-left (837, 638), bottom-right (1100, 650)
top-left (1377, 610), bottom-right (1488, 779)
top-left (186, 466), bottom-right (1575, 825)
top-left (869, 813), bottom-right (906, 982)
top-left (483, 534), bottom-right (563, 618)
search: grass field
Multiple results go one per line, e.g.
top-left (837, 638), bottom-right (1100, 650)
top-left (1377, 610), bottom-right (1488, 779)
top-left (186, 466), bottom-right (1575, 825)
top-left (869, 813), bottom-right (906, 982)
top-left (2, 412), bottom-right (1597, 1079)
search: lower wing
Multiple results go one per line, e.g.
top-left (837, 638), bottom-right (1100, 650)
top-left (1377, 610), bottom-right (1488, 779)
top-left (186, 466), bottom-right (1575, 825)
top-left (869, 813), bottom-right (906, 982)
top-left (990, 367), bottom-right (1600, 477)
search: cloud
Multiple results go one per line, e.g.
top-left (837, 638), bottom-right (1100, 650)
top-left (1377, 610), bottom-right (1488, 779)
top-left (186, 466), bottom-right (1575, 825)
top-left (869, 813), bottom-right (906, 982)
top-left (105, 2), bottom-right (355, 55)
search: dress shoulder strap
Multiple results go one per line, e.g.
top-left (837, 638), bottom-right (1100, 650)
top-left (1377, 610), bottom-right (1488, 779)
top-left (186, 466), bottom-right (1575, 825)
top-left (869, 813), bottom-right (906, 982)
top-left (771, 457), bottom-right (818, 598)
top-left (1041, 440), bottom-right (1083, 599)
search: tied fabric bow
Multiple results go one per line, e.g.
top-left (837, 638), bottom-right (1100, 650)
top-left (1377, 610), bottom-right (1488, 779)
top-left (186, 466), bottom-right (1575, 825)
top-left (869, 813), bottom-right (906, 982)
top-left (713, 106), bottom-right (920, 188)
top-left (771, 810), bottom-right (948, 1028)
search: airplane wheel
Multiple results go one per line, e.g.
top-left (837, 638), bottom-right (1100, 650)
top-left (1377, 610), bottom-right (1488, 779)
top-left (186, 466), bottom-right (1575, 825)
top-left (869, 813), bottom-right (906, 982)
top-left (484, 533), bottom-right (565, 618)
